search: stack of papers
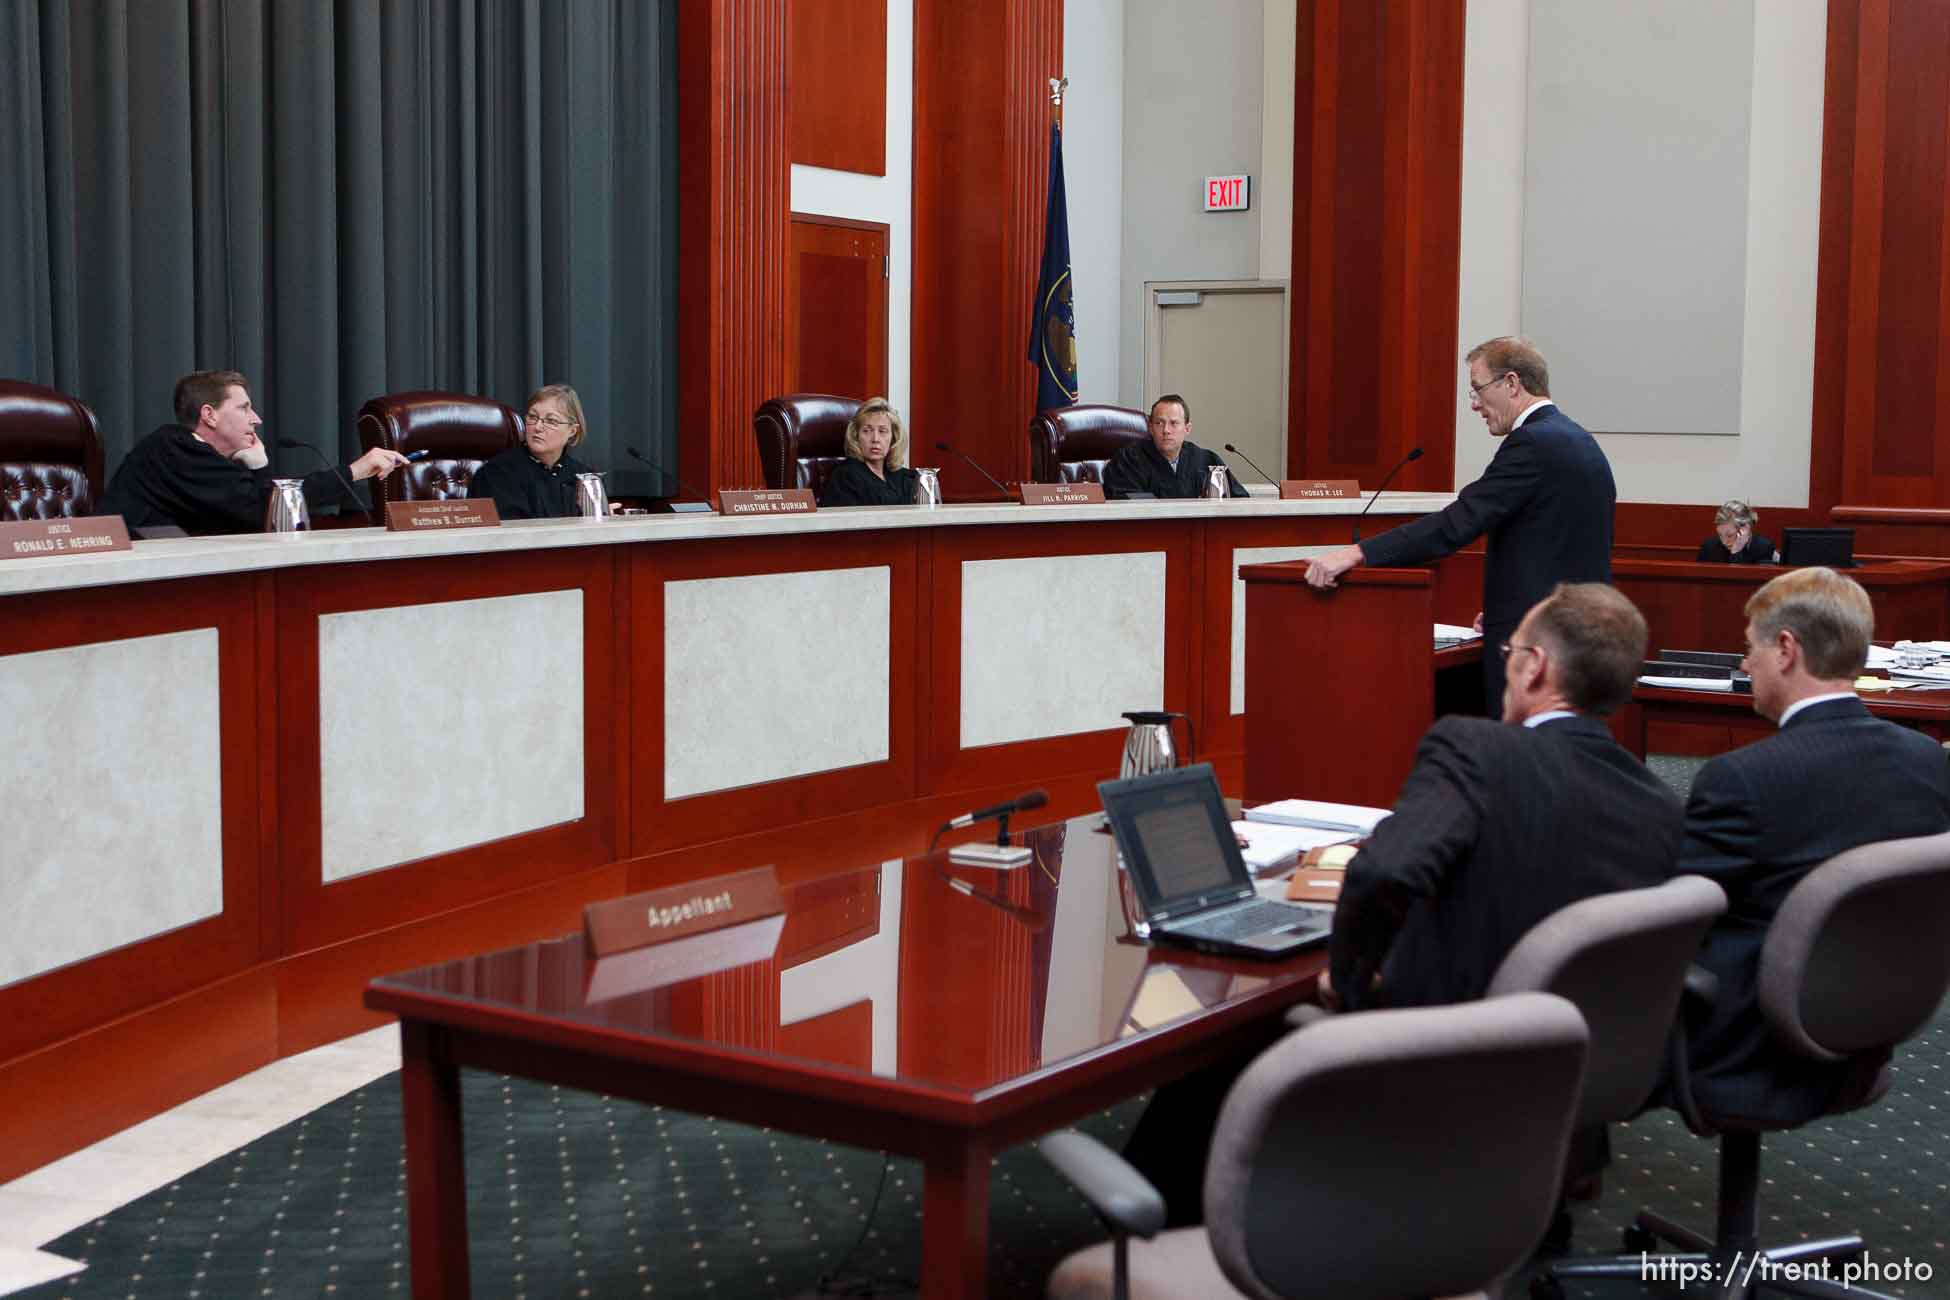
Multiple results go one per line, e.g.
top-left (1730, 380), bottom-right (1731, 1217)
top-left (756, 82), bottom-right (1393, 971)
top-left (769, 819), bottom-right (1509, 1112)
top-left (1887, 664), bottom-right (1950, 686)
top-left (1246, 798), bottom-right (1392, 835)
top-left (1637, 674), bottom-right (1735, 692)
top-left (1434, 622), bottom-right (1482, 646)
top-left (1231, 820), bottom-right (1359, 874)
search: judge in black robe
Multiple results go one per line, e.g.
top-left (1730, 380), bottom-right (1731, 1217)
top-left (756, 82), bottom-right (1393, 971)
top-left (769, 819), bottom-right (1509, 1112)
top-left (467, 382), bottom-right (597, 519)
top-left (1696, 502), bottom-right (1775, 563)
top-left (816, 397), bottom-right (922, 507)
top-left (1099, 394), bottom-right (1247, 499)
top-left (102, 371), bottom-right (406, 535)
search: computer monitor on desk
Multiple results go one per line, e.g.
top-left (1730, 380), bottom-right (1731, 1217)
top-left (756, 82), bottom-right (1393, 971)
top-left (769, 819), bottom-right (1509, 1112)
top-left (1779, 527), bottom-right (1855, 569)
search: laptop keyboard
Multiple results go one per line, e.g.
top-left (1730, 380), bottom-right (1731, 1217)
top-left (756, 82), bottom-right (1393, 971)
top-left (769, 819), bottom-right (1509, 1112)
top-left (1172, 899), bottom-right (1314, 940)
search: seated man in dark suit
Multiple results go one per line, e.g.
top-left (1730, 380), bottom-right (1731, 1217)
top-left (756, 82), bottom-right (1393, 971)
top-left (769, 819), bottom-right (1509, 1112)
top-left (1099, 394), bottom-right (1246, 499)
top-left (1673, 566), bottom-right (1950, 1127)
top-left (1123, 582), bottom-right (1684, 1224)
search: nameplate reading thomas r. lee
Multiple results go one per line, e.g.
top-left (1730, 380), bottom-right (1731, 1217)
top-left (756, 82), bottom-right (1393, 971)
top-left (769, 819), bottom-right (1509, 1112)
top-left (384, 500), bottom-right (502, 531)
top-left (717, 489), bottom-right (816, 516)
top-left (1019, 482), bottom-right (1106, 505)
top-left (1279, 480), bottom-right (1360, 500)
top-left (0, 516), bottom-right (132, 560)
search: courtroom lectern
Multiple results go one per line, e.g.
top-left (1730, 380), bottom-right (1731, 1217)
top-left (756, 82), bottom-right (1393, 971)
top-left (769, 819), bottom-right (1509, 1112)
top-left (1241, 563), bottom-right (1482, 809)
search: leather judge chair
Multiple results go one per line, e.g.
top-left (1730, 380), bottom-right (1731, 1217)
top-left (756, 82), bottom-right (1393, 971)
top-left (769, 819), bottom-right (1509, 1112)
top-left (355, 390), bottom-right (523, 509)
top-left (1542, 832), bottom-right (1950, 1300)
top-left (754, 393), bottom-right (859, 494)
top-left (0, 379), bottom-right (105, 520)
top-left (1028, 404), bottom-right (1149, 485)
top-left (1041, 993), bottom-right (1589, 1300)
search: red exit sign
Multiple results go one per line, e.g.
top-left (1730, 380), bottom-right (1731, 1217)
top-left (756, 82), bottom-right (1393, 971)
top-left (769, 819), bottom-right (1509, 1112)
top-left (1204, 174), bottom-right (1250, 212)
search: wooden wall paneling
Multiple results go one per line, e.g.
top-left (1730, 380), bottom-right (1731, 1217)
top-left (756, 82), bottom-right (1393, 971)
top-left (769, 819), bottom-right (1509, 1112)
top-left (787, 0), bottom-right (888, 175)
top-left (777, 999), bottom-right (874, 1071)
top-left (1809, 0), bottom-right (1863, 517)
top-left (923, 520), bottom-right (1195, 796)
top-left (273, 550), bottom-right (621, 954)
top-left (789, 214), bottom-right (891, 399)
top-left (627, 533), bottom-right (922, 854)
top-left (679, 0), bottom-right (790, 494)
top-left (254, 572), bottom-right (284, 960)
top-left (1289, 0), bottom-right (1464, 493)
top-left (911, 0), bottom-right (1063, 501)
top-left (0, 579), bottom-right (265, 1061)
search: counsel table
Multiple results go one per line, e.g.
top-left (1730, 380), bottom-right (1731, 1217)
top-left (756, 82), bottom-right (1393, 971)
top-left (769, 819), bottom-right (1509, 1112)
top-left (365, 814), bottom-right (1326, 1299)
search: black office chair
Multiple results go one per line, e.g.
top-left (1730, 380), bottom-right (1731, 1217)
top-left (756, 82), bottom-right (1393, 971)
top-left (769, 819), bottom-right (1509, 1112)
top-left (1543, 831), bottom-right (1950, 1300)
top-left (1041, 992), bottom-right (1590, 1300)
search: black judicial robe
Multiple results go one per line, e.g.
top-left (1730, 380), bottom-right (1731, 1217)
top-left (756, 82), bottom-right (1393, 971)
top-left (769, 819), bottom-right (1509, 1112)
top-left (1695, 534), bottom-right (1777, 564)
top-left (101, 424), bottom-right (364, 535)
top-left (818, 458), bottom-right (921, 507)
top-left (466, 446), bottom-right (595, 519)
top-left (1100, 440), bottom-right (1247, 499)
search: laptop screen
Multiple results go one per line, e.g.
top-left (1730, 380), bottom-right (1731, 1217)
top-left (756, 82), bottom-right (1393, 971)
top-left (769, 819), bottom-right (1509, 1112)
top-left (1099, 764), bottom-right (1252, 915)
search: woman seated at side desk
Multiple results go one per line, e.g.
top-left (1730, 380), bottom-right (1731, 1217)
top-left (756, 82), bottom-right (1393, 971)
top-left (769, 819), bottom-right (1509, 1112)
top-left (818, 397), bottom-right (922, 507)
top-left (467, 383), bottom-right (596, 519)
top-left (1696, 500), bottom-right (1777, 564)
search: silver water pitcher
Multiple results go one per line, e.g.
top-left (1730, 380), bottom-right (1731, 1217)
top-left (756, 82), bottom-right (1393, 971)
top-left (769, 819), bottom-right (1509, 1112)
top-left (575, 472), bottom-right (610, 518)
top-left (263, 479), bottom-right (311, 533)
top-left (1119, 710), bottom-right (1191, 779)
top-left (911, 466), bottom-right (942, 506)
top-left (1202, 465), bottom-right (1230, 499)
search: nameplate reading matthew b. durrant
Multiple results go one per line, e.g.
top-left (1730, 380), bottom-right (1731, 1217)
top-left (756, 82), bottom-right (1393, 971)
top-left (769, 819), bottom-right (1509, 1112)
top-left (384, 500), bottom-right (502, 531)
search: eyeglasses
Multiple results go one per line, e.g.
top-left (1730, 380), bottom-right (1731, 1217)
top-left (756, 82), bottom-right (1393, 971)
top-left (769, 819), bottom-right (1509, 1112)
top-left (1466, 371), bottom-right (1512, 402)
top-left (1499, 641), bottom-right (1540, 662)
top-left (526, 413), bottom-right (576, 429)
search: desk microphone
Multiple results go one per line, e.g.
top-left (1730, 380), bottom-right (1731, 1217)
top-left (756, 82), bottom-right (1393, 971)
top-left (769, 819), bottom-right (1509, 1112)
top-left (1222, 443), bottom-right (1278, 488)
top-left (626, 444), bottom-right (713, 513)
top-left (943, 788), bottom-right (1048, 831)
top-left (277, 437), bottom-right (371, 524)
top-left (1351, 447), bottom-right (1423, 542)
top-left (934, 441), bottom-right (1013, 500)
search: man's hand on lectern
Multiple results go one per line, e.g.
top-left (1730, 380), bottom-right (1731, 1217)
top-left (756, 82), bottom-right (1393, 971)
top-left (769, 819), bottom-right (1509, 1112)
top-left (1304, 544), bottom-right (1365, 589)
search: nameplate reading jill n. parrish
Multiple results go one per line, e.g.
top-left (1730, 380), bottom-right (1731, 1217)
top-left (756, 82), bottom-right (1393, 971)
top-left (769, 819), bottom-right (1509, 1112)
top-left (582, 866), bottom-right (787, 1003)
top-left (1019, 482), bottom-right (1106, 505)
top-left (384, 500), bottom-right (502, 531)
top-left (0, 516), bottom-right (132, 559)
top-left (717, 489), bottom-right (816, 516)
top-left (1279, 479), bottom-right (1361, 500)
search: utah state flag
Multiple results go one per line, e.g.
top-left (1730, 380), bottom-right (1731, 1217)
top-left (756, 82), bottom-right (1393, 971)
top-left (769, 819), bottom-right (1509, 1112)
top-left (1029, 121), bottom-right (1079, 412)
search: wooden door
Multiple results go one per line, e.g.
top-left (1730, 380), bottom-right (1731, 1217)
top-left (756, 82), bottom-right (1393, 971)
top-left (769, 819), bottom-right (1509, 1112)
top-left (788, 215), bottom-right (889, 400)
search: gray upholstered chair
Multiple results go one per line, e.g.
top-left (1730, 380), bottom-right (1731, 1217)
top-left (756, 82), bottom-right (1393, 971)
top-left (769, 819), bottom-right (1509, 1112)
top-left (1541, 832), bottom-right (1950, 1300)
top-left (1041, 992), bottom-right (1590, 1300)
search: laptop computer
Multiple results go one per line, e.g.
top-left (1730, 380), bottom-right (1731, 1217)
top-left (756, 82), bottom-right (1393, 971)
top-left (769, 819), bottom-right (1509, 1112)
top-left (1098, 764), bottom-right (1332, 959)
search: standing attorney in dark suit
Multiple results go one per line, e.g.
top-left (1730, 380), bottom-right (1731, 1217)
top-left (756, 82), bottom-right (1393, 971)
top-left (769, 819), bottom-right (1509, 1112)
top-left (1674, 566), bottom-right (1950, 1128)
top-left (1303, 336), bottom-right (1616, 711)
top-left (1122, 583), bottom-right (1682, 1226)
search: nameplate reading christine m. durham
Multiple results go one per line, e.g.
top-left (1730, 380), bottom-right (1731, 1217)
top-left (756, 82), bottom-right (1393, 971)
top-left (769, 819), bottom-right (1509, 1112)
top-left (1279, 479), bottom-right (1361, 500)
top-left (1019, 482), bottom-right (1106, 505)
top-left (717, 488), bottom-right (816, 516)
top-left (0, 515), bottom-right (132, 559)
top-left (383, 499), bottom-right (502, 531)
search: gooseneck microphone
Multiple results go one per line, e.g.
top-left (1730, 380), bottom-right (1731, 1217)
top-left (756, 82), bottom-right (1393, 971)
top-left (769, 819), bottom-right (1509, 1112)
top-left (943, 788), bottom-right (1049, 831)
top-left (934, 441), bottom-right (1013, 500)
top-left (1351, 447), bottom-right (1424, 543)
top-left (277, 437), bottom-right (370, 524)
top-left (1222, 443), bottom-right (1278, 489)
top-left (626, 445), bottom-right (711, 510)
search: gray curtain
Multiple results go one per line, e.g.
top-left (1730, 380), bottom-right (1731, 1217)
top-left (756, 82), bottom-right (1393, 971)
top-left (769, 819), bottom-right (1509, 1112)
top-left (0, 0), bottom-right (678, 476)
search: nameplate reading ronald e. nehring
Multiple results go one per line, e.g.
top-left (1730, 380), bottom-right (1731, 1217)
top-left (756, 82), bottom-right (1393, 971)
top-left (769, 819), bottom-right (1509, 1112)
top-left (582, 865), bottom-right (787, 1003)
top-left (384, 500), bottom-right (502, 531)
top-left (0, 516), bottom-right (132, 559)
top-left (1279, 479), bottom-right (1360, 500)
top-left (717, 488), bottom-right (816, 516)
top-left (1020, 482), bottom-right (1105, 505)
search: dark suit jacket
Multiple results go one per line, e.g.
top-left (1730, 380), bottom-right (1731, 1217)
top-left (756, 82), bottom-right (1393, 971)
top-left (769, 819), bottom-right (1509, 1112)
top-left (1695, 534), bottom-right (1777, 564)
top-left (1100, 440), bottom-right (1246, 499)
top-left (1358, 405), bottom-right (1615, 703)
top-left (1676, 697), bottom-right (1950, 1126)
top-left (1331, 714), bottom-right (1685, 1011)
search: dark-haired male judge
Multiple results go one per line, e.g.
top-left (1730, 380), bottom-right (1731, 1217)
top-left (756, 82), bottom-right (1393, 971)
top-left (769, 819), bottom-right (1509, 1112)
top-left (1121, 582), bottom-right (1683, 1226)
top-left (1302, 336), bottom-right (1615, 711)
top-left (102, 370), bottom-right (407, 535)
top-left (1100, 394), bottom-right (1247, 499)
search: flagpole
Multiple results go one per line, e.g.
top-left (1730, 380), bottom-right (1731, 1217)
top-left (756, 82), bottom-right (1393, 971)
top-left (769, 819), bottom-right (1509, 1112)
top-left (1048, 76), bottom-right (1067, 126)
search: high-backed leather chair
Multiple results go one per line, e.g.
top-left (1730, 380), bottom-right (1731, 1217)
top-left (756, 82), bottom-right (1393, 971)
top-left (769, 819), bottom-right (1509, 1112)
top-left (1042, 993), bottom-right (1590, 1300)
top-left (1028, 404), bottom-right (1150, 485)
top-left (754, 394), bottom-right (860, 494)
top-left (355, 390), bottom-right (523, 508)
top-left (0, 379), bottom-right (105, 520)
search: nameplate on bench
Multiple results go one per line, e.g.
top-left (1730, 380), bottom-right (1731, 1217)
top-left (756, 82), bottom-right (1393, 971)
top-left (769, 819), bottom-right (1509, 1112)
top-left (384, 500), bottom-right (502, 531)
top-left (1279, 480), bottom-right (1361, 500)
top-left (0, 516), bottom-right (132, 559)
top-left (582, 866), bottom-right (787, 1003)
top-left (1020, 483), bottom-right (1106, 505)
top-left (717, 489), bottom-right (815, 516)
